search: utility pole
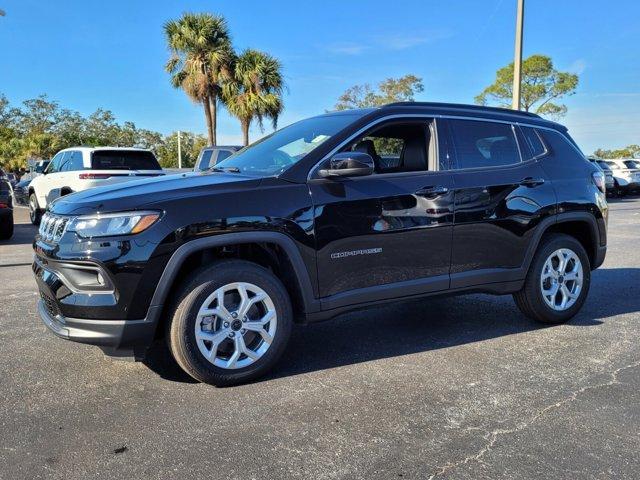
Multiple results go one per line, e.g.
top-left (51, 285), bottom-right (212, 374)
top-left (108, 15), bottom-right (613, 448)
top-left (512, 0), bottom-right (525, 110)
top-left (177, 130), bottom-right (182, 169)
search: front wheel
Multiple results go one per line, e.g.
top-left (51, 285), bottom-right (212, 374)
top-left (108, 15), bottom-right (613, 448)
top-left (168, 260), bottom-right (293, 387)
top-left (29, 193), bottom-right (41, 225)
top-left (514, 234), bottom-right (591, 324)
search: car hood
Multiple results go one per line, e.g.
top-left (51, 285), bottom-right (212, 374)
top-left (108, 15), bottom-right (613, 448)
top-left (50, 171), bottom-right (263, 216)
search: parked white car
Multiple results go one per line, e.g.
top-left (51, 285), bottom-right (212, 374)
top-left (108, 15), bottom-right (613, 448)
top-left (604, 159), bottom-right (640, 196)
top-left (28, 147), bottom-right (164, 225)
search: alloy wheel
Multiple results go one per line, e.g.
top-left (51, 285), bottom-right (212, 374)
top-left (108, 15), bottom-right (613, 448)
top-left (194, 282), bottom-right (277, 370)
top-left (540, 248), bottom-right (583, 311)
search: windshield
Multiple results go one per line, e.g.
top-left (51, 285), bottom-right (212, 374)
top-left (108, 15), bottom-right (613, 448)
top-left (597, 161), bottom-right (611, 171)
top-left (214, 114), bottom-right (360, 176)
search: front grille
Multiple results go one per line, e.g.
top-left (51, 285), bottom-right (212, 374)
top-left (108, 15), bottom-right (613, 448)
top-left (38, 213), bottom-right (70, 243)
top-left (40, 292), bottom-right (61, 318)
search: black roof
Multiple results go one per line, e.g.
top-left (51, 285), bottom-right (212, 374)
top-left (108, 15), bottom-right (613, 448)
top-left (383, 102), bottom-right (542, 119)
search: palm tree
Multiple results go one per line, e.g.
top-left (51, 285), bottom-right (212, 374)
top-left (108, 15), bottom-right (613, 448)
top-left (223, 49), bottom-right (284, 146)
top-left (164, 13), bottom-right (233, 146)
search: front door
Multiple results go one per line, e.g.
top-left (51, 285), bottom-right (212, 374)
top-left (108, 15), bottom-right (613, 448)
top-left (309, 118), bottom-right (455, 309)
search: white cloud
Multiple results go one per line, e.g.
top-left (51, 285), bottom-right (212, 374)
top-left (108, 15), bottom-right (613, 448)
top-left (380, 30), bottom-right (454, 50)
top-left (325, 42), bottom-right (369, 55)
top-left (568, 59), bottom-right (587, 75)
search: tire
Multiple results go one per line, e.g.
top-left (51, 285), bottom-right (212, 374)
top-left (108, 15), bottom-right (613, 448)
top-left (0, 212), bottom-right (13, 240)
top-left (167, 259), bottom-right (293, 387)
top-left (29, 193), bottom-right (41, 225)
top-left (513, 234), bottom-right (591, 324)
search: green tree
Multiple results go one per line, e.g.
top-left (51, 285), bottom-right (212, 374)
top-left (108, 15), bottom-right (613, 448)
top-left (155, 131), bottom-right (208, 168)
top-left (475, 54), bottom-right (578, 118)
top-left (223, 49), bottom-right (284, 146)
top-left (164, 12), bottom-right (234, 146)
top-left (334, 74), bottom-right (424, 110)
top-left (593, 145), bottom-right (640, 159)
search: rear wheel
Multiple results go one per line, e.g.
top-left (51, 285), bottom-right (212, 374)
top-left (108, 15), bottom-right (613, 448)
top-left (29, 193), bottom-right (41, 225)
top-left (168, 260), bottom-right (293, 387)
top-left (514, 234), bottom-right (591, 324)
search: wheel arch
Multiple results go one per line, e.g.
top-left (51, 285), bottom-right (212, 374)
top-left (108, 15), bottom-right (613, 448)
top-left (525, 212), bottom-right (602, 272)
top-left (149, 232), bottom-right (320, 335)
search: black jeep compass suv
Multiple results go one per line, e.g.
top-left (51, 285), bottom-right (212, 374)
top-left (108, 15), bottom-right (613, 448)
top-left (33, 103), bottom-right (608, 386)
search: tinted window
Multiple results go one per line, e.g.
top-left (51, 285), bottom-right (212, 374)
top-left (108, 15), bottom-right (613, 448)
top-left (91, 150), bottom-right (161, 170)
top-left (624, 160), bottom-right (640, 169)
top-left (537, 129), bottom-right (587, 164)
top-left (520, 127), bottom-right (547, 160)
top-left (449, 120), bottom-right (520, 169)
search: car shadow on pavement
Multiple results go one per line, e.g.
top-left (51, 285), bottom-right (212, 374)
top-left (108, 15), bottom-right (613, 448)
top-left (143, 267), bottom-right (640, 385)
top-left (0, 222), bottom-right (37, 247)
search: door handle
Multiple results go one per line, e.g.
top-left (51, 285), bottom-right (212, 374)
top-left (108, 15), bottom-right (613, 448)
top-left (416, 185), bottom-right (449, 197)
top-left (519, 177), bottom-right (545, 187)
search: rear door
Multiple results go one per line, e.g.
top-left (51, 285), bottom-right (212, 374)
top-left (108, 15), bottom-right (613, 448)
top-left (443, 118), bottom-right (556, 288)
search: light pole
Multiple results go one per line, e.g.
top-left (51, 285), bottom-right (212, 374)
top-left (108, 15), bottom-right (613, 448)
top-left (512, 0), bottom-right (525, 110)
top-left (177, 130), bottom-right (182, 169)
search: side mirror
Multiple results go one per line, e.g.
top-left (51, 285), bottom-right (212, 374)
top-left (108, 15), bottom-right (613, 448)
top-left (318, 152), bottom-right (374, 178)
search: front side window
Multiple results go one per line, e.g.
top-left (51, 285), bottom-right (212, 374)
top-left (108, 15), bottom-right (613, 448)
top-left (214, 114), bottom-right (361, 176)
top-left (46, 152), bottom-right (65, 173)
top-left (197, 150), bottom-right (214, 171)
top-left (448, 120), bottom-right (520, 169)
top-left (215, 149), bottom-right (233, 164)
top-left (340, 121), bottom-right (432, 173)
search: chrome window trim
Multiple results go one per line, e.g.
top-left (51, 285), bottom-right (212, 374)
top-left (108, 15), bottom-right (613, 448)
top-left (307, 113), bottom-right (579, 180)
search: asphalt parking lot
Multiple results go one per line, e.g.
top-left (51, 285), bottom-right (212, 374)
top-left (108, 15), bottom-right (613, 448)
top-left (1, 200), bottom-right (639, 480)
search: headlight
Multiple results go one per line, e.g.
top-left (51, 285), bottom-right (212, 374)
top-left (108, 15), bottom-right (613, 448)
top-left (67, 211), bottom-right (161, 238)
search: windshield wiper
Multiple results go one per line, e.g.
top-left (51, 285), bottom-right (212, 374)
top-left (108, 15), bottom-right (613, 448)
top-left (210, 166), bottom-right (241, 173)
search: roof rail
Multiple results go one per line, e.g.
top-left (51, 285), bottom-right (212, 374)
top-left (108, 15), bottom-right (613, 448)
top-left (383, 102), bottom-right (542, 119)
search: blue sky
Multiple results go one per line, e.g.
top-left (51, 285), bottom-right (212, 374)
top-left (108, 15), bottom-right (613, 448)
top-left (1, 0), bottom-right (639, 153)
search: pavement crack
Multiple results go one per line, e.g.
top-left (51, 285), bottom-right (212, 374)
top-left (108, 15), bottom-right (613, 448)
top-left (427, 360), bottom-right (640, 479)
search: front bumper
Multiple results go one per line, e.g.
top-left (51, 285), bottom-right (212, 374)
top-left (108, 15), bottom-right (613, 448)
top-left (37, 297), bottom-right (159, 358)
top-left (34, 257), bottom-right (160, 358)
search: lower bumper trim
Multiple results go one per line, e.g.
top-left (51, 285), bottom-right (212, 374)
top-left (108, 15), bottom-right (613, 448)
top-left (37, 299), bottom-right (160, 356)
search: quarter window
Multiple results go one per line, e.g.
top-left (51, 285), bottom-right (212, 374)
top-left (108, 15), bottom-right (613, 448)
top-left (448, 120), bottom-right (520, 169)
top-left (520, 127), bottom-right (547, 160)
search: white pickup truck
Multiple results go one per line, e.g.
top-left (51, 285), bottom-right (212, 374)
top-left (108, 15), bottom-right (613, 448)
top-left (28, 147), bottom-right (164, 224)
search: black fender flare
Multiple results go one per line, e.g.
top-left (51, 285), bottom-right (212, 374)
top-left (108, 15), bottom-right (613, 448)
top-left (522, 211), bottom-right (603, 274)
top-left (148, 231), bottom-right (320, 315)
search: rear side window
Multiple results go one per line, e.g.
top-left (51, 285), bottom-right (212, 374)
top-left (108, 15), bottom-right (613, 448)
top-left (448, 119), bottom-right (520, 169)
top-left (91, 150), bottom-right (161, 170)
top-left (61, 151), bottom-right (84, 171)
top-left (520, 127), bottom-right (547, 160)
